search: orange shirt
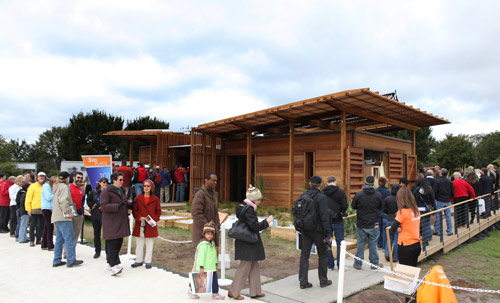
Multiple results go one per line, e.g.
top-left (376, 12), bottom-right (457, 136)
top-left (395, 208), bottom-right (421, 246)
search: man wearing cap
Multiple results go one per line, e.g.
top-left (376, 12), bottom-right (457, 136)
top-left (352, 175), bottom-right (384, 270)
top-left (25, 172), bottom-right (47, 246)
top-left (191, 172), bottom-right (220, 246)
top-left (298, 176), bottom-right (332, 289)
top-left (52, 171), bottom-right (83, 267)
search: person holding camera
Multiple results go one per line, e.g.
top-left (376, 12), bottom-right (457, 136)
top-left (297, 176), bottom-right (333, 289)
top-left (70, 172), bottom-right (85, 256)
top-left (323, 176), bottom-right (348, 271)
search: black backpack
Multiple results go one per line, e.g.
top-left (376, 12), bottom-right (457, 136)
top-left (293, 191), bottom-right (318, 232)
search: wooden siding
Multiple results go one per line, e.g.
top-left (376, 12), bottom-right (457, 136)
top-left (353, 132), bottom-right (412, 154)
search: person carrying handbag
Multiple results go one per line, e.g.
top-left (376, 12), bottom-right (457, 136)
top-left (131, 179), bottom-right (162, 269)
top-left (228, 185), bottom-right (273, 300)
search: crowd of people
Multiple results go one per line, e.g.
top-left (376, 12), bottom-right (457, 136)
top-left (0, 161), bottom-right (498, 298)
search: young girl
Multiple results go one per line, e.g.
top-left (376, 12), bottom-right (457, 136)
top-left (188, 221), bottom-right (225, 300)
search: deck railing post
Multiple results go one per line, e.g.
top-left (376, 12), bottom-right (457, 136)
top-left (337, 240), bottom-right (347, 303)
top-left (439, 210), bottom-right (444, 243)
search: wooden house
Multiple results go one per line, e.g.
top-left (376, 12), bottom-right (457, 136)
top-left (190, 88), bottom-right (449, 208)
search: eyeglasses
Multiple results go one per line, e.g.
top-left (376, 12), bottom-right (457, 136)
top-left (144, 185), bottom-right (151, 187)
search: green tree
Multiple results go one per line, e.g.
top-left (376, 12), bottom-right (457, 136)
top-left (32, 126), bottom-right (66, 172)
top-left (0, 135), bottom-right (15, 162)
top-left (0, 162), bottom-right (23, 176)
top-left (10, 139), bottom-right (35, 162)
top-left (383, 127), bottom-right (437, 166)
top-left (474, 131), bottom-right (500, 168)
top-left (60, 110), bottom-right (125, 160)
top-left (121, 116), bottom-right (170, 159)
top-left (124, 116), bottom-right (170, 130)
top-left (432, 134), bottom-right (474, 170)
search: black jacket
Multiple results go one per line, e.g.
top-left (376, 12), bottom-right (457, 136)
top-left (479, 174), bottom-right (493, 195)
top-left (413, 187), bottom-right (437, 214)
top-left (87, 189), bottom-right (102, 221)
top-left (433, 176), bottom-right (454, 202)
top-left (352, 186), bottom-right (383, 228)
top-left (383, 185), bottom-right (400, 221)
top-left (322, 185), bottom-right (348, 224)
top-left (16, 190), bottom-right (28, 216)
top-left (306, 188), bottom-right (332, 236)
top-left (234, 203), bottom-right (269, 261)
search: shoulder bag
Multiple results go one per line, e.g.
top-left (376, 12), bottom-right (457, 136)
top-left (228, 205), bottom-right (259, 243)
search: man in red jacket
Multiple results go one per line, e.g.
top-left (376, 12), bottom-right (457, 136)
top-left (0, 175), bottom-right (14, 233)
top-left (174, 165), bottom-right (189, 202)
top-left (70, 172), bottom-right (85, 251)
top-left (115, 161), bottom-right (133, 201)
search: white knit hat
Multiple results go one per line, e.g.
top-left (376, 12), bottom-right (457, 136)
top-left (246, 185), bottom-right (262, 201)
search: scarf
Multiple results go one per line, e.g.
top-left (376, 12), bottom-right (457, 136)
top-left (244, 198), bottom-right (257, 211)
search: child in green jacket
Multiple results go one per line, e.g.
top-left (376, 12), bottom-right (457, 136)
top-left (188, 221), bottom-right (225, 300)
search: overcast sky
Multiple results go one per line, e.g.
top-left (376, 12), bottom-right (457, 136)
top-left (1, 1), bottom-right (499, 143)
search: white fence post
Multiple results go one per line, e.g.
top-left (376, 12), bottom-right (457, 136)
top-left (218, 227), bottom-right (232, 286)
top-left (337, 240), bottom-right (347, 303)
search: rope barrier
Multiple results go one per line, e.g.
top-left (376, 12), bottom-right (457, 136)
top-left (157, 236), bottom-right (192, 244)
top-left (344, 251), bottom-right (500, 294)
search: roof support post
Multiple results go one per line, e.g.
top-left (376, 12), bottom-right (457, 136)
top-left (246, 131), bottom-right (252, 188)
top-left (156, 135), bottom-right (160, 168)
top-left (129, 139), bottom-right (134, 167)
top-left (340, 111), bottom-right (347, 190)
top-left (412, 130), bottom-right (416, 155)
top-left (211, 136), bottom-right (217, 173)
top-left (289, 122), bottom-right (295, 208)
top-left (149, 140), bottom-right (154, 166)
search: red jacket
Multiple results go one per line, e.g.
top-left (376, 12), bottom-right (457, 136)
top-left (174, 168), bottom-right (189, 183)
top-left (70, 183), bottom-right (84, 210)
top-left (452, 178), bottom-right (475, 201)
top-left (115, 165), bottom-right (133, 187)
top-left (132, 194), bottom-right (161, 238)
top-left (0, 180), bottom-right (14, 206)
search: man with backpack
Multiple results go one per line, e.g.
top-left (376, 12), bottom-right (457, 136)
top-left (322, 176), bottom-right (348, 270)
top-left (352, 175), bottom-right (384, 270)
top-left (294, 176), bottom-right (332, 289)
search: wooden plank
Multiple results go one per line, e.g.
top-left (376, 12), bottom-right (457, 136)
top-left (129, 139), bottom-right (134, 168)
top-left (340, 111), bottom-right (346, 189)
top-left (246, 131), bottom-right (252, 188)
top-left (412, 130), bottom-right (416, 155)
top-left (211, 136), bottom-right (216, 173)
top-left (289, 122), bottom-right (295, 208)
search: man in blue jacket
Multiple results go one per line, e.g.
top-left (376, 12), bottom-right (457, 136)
top-left (159, 166), bottom-right (172, 203)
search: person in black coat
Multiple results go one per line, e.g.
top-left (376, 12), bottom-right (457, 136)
top-left (86, 177), bottom-right (108, 259)
top-left (413, 178), bottom-right (437, 246)
top-left (229, 185), bottom-right (273, 300)
top-left (479, 168), bottom-right (494, 218)
top-left (322, 176), bottom-right (348, 270)
top-left (465, 172), bottom-right (479, 223)
top-left (382, 184), bottom-right (400, 262)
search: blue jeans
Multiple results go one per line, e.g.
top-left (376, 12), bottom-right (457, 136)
top-left (18, 214), bottom-right (30, 242)
top-left (435, 201), bottom-right (452, 235)
top-left (175, 182), bottom-right (185, 202)
top-left (53, 221), bottom-right (76, 266)
top-left (354, 226), bottom-right (379, 267)
top-left (327, 222), bottom-right (344, 269)
top-left (134, 183), bottom-right (143, 197)
top-left (382, 218), bottom-right (398, 261)
top-left (420, 215), bottom-right (432, 243)
top-left (15, 208), bottom-right (20, 238)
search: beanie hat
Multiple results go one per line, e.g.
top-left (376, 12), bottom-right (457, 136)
top-left (365, 175), bottom-right (375, 186)
top-left (310, 175), bottom-right (322, 186)
top-left (246, 185), bottom-right (262, 201)
top-left (203, 221), bottom-right (216, 235)
top-left (143, 179), bottom-right (155, 191)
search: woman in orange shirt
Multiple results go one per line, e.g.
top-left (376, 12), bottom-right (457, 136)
top-left (390, 186), bottom-right (422, 267)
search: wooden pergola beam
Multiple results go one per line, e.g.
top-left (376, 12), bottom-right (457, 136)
top-left (288, 122), bottom-right (295, 208)
top-left (325, 98), bottom-right (420, 131)
top-left (246, 131), bottom-right (252, 188)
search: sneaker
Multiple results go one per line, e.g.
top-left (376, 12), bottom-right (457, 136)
top-left (111, 265), bottom-right (123, 276)
top-left (187, 291), bottom-right (200, 299)
top-left (370, 265), bottom-right (378, 270)
top-left (131, 262), bottom-right (143, 268)
top-left (320, 280), bottom-right (332, 288)
top-left (212, 293), bottom-right (225, 300)
top-left (353, 263), bottom-right (362, 270)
